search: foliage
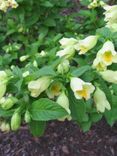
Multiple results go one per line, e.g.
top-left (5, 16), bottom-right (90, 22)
top-left (0, 0), bottom-right (117, 136)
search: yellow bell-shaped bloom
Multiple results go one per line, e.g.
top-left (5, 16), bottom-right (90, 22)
top-left (8, 0), bottom-right (18, 8)
top-left (46, 81), bottom-right (62, 99)
top-left (103, 5), bottom-right (117, 23)
top-left (57, 92), bottom-right (71, 115)
top-left (100, 70), bottom-right (117, 84)
top-left (75, 35), bottom-right (98, 55)
top-left (93, 41), bottom-right (117, 70)
top-left (94, 87), bottom-right (111, 113)
top-left (59, 37), bottom-right (78, 48)
top-left (28, 76), bottom-right (52, 97)
top-left (56, 47), bottom-right (75, 59)
top-left (92, 57), bottom-right (107, 71)
top-left (70, 77), bottom-right (95, 100)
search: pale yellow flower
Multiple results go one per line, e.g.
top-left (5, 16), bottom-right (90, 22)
top-left (75, 35), bottom-right (98, 55)
top-left (103, 5), bottom-right (117, 23)
top-left (100, 70), bottom-right (117, 84)
top-left (59, 37), bottom-right (78, 48)
top-left (28, 76), bottom-right (51, 97)
top-left (70, 77), bottom-right (95, 100)
top-left (57, 59), bottom-right (70, 74)
top-left (96, 41), bottom-right (117, 66)
top-left (56, 47), bottom-right (75, 59)
top-left (92, 57), bottom-right (107, 71)
top-left (46, 81), bottom-right (62, 99)
top-left (57, 92), bottom-right (71, 114)
top-left (94, 87), bottom-right (111, 113)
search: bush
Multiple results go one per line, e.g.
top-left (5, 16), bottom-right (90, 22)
top-left (0, 0), bottom-right (117, 136)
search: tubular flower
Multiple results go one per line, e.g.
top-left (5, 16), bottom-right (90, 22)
top-left (57, 92), bottom-right (71, 115)
top-left (57, 59), bottom-right (70, 74)
top-left (0, 96), bottom-right (18, 110)
top-left (70, 77), bottom-right (95, 100)
top-left (96, 41), bottom-right (117, 66)
top-left (0, 71), bottom-right (8, 99)
top-left (59, 37), bottom-right (78, 48)
top-left (56, 46), bottom-right (75, 59)
top-left (28, 76), bottom-right (52, 97)
top-left (0, 0), bottom-right (18, 12)
top-left (0, 0), bottom-right (9, 12)
top-left (46, 81), bottom-right (62, 99)
top-left (103, 5), bottom-right (117, 32)
top-left (75, 35), bottom-right (98, 55)
top-left (103, 5), bottom-right (117, 23)
top-left (7, 0), bottom-right (18, 8)
top-left (94, 87), bottom-right (111, 113)
top-left (100, 70), bottom-right (117, 84)
top-left (92, 57), bottom-right (107, 71)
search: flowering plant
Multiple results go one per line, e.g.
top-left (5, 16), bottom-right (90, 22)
top-left (0, 0), bottom-right (117, 136)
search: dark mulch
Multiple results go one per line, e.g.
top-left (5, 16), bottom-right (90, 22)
top-left (0, 120), bottom-right (117, 156)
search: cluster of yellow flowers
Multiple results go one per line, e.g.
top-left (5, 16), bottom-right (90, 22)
top-left (56, 35), bottom-right (98, 58)
top-left (103, 4), bottom-right (117, 32)
top-left (0, 0), bottom-right (18, 12)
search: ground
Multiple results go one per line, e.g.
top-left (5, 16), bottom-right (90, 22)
top-left (0, 120), bottom-right (117, 156)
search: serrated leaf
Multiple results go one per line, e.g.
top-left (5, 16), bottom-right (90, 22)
top-left (68, 88), bottom-right (88, 122)
top-left (71, 65), bottom-right (91, 77)
top-left (30, 98), bottom-right (68, 121)
top-left (32, 66), bottom-right (56, 79)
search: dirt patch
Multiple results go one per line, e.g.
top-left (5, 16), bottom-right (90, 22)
top-left (0, 120), bottom-right (117, 156)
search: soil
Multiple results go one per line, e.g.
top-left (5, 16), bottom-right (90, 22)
top-left (0, 120), bottom-right (117, 156)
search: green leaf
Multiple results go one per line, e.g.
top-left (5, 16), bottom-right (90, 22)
top-left (112, 84), bottom-right (117, 95)
top-left (90, 113), bottom-right (102, 123)
top-left (44, 18), bottom-right (56, 27)
top-left (0, 109), bottom-right (14, 117)
top-left (30, 98), bottom-right (68, 121)
top-left (29, 120), bottom-right (46, 137)
top-left (71, 65), bottom-right (91, 77)
top-left (41, 1), bottom-right (53, 7)
top-left (68, 88), bottom-right (88, 122)
top-left (32, 66), bottom-right (56, 79)
top-left (97, 75), bottom-right (112, 104)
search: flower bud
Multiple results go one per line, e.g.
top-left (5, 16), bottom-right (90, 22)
top-left (11, 113), bottom-right (21, 131)
top-left (56, 47), bottom-right (75, 59)
top-left (33, 60), bottom-right (38, 67)
top-left (0, 71), bottom-right (7, 81)
top-left (94, 87), bottom-right (111, 113)
top-left (20, 55), bottom-right (29, 62)
top-left (0, 96), bottom-right (18, 110)
top-left (57, 92), bottom-right (70, 114)
top-left (23, 71), bottom-right (30, 77)
top-left (28, 76), bottom-right (52, 97)
top-left (0, 121), bottom-right (10, 132)
top-left (0, 83), bottom-right (6, 99)
top-left (57, 60), bottom-right (70, 74)
top-left (24, 110), bottom-right (31, 123)
top-left (100, 70), bottom-right (117, 84)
